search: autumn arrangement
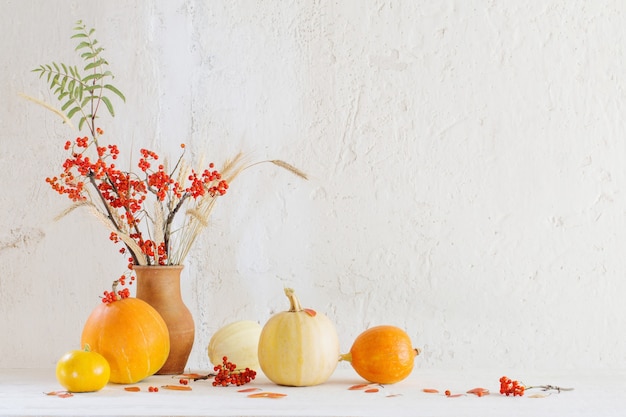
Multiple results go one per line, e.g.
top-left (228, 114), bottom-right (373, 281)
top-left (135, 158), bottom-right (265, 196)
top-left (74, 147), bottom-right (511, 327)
top-left (32, 21), bottom-right (305, 274)
top-left (31, 21), bottom-right (573, 403)
top-left (28, 20), bottom-right (306, 380)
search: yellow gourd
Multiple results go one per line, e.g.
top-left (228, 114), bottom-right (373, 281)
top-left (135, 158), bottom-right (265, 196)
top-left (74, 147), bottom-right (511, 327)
top-left (208, 320), bottom-right (262, 370)
top-left (258, 288), bottom-right (339, 386)
top-left (55, 345), bottom-right (110, 392)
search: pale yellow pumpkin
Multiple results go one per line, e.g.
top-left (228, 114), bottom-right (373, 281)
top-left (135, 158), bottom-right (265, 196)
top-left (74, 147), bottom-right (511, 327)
top-left (258, 288), bottom-right (339, 386)
top-left (208, 320), bottom-right (262, 371)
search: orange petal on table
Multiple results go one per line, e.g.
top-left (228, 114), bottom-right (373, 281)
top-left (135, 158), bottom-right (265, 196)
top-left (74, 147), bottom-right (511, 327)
top-left (44, 390), bottom-right (73, 397)
top-left (264, 393), bottom-right (287, 399)
top-left (247, 392), bottom-right (287, 398)
top-left (348, 384), bottom-right (370, 390)
top-left (161, 385), bottom-right (192, 391)
top-left (124, 386), bottom-right (141, 392)
top-left (467, 388), bottom-right (490, 396)
top-left (238, 387), bottom-right (262, 393)
top-left (304, 308), bottom-right (317, 317)
top-left (177, 373), bottom-right (203, 379)
top-left (422, 388), bottom-right (440, 393)
top-left (364, 388), bottom-right (379, 393)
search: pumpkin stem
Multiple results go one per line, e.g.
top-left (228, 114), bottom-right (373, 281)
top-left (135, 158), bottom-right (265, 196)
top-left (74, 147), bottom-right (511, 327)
top-left (339, 353), bottom-right (352, 362)
top-left (414, 348), bottom-right (421, 357)
top-left (284, 287), bottom-right (302, 312)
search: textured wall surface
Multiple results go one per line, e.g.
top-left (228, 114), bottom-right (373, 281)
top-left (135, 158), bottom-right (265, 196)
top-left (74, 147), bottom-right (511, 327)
top-left (1, 0), bottom-right (626, 371)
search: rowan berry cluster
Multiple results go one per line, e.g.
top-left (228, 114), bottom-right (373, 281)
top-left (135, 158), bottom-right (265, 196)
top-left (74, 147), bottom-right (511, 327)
top-left (212, 356), bottom-right (257, 387)
top-left (499, 376), bottom-right (525, 396)
top-left (116, 273), bottom-right (135, 287)
top-left (46, 130), bottom-right (229, 267)
top-left (101, 287), bottom-right (130, 304)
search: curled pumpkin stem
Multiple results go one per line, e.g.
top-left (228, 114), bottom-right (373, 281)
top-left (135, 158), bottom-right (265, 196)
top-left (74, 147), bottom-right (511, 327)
top-left (284, 287), bottom-right (302, 312)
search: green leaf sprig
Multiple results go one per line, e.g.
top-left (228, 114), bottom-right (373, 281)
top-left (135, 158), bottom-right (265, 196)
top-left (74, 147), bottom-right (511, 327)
top-left (32, 20), bottom-right (125, 134)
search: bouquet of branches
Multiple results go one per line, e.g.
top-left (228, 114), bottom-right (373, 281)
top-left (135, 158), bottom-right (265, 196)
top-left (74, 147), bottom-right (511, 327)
top-left (26, 20), bottom-right (306, 269)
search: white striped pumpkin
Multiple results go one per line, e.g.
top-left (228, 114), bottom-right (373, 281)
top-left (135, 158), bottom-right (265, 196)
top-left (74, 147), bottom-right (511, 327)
top-left (258, 288), bottom-right (339, 386)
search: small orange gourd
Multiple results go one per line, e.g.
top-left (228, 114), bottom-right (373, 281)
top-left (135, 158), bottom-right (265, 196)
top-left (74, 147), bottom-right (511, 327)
top-left (340, 325), bottom-right (420, 384)
top-left (81, 295), bottom-right (170, 384)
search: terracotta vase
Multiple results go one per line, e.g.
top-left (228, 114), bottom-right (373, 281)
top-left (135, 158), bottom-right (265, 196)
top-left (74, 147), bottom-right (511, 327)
top-left (134, 265), bottom-right (194, 375)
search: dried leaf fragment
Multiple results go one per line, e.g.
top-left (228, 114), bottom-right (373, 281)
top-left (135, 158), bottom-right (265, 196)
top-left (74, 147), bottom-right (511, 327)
top-left (528, 393), bottom-right (550, 398)
top-left (124, 386), bottom-right (141, 392)
top-left (365, 388), bottom-right (379, 393)
top-left (467, 387), bottom-right (490, 397)
top-left (177, 373), bottom-right (203, 379)
top-left (348, 384), bottom-right (370, 390)
top-left (44, 390), bottom-right (73, 398)
top-left (247, 392), bottom-right (287, 399)
top-left (422, 388), bottom-right (439, 393)
top-left (161, 385), bottom-right (192, 391)
top-left (238, 387), bottom-right (262, 393)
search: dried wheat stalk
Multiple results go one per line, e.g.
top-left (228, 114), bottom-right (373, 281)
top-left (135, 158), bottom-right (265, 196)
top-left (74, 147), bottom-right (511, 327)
top-left (18, 93), bottom-right (75, 129)
top-left (55, 201), bottom-right (148, 265)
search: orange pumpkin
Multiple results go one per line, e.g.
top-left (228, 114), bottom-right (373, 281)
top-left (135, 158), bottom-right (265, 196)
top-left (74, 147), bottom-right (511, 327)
top-left (340, 325), bottom-right (420, 384)
top-left (81, 297), bottom-right (170, 384)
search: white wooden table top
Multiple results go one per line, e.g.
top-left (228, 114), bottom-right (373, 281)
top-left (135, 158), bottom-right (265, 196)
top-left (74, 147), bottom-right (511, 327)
top-left (1, 367), bottom-right (624, 416)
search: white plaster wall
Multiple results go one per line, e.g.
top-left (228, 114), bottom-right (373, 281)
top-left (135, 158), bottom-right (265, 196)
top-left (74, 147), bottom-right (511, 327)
top-left (1, 0), bottom-right (626, 371)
